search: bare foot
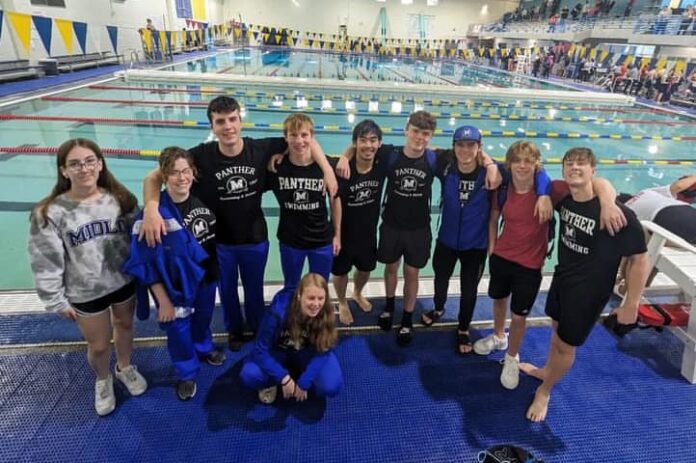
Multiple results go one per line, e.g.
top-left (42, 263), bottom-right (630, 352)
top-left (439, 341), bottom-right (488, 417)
top-left (352, 292), bottom-right (372, 312)
top-left (519, 362), bottom-right (546, 381)
top-left (337, 301), bottom-right (353, 325)
top-left (526, 388), bottom-right (550, 422)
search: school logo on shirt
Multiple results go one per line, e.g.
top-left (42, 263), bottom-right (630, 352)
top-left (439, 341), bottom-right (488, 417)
top-left (294, 189), bottom-right (309, 203)
top-left (400, 176), bottom-right (418, 192)
top-left (225, 176), bottom-right (248, 194)
top-left (191, 218), bottom-right (209, 239)
top-left (355, 189), bottom-right (372, 202)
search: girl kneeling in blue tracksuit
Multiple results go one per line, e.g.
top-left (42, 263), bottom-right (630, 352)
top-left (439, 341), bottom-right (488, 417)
top-left (240, 273), bottom-right (343, 404)
top-left (124, 147), bottom-right (224, 401)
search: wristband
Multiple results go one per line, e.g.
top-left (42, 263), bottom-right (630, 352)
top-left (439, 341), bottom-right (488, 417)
top-left (281, 378), bottom-right (291, 386)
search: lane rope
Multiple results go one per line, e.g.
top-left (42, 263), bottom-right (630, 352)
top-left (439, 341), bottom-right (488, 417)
top-left (1, 146), bottom-right (694, 165)
top-left (2, 114), bottom-right (693, 141)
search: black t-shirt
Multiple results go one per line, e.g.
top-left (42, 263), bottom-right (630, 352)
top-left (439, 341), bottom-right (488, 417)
top-left (338, 156), bottom-right (388, 244)
top-left (189, 137), bottom-right (287, 245)
top-left (553, 195), bottom-right (646, 298)
top-left (174, 194), bottom-right (219, 283)
top-left (380, 145), bottom-right (436, 229)
top-left (267, 157), bottom-right (335, 249)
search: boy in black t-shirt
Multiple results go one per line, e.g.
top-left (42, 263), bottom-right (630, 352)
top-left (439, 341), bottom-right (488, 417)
top-left (520, 147), bottom-right (650, 423)
top-left (140, 97), bottom-right (337, 352)
top-left (268, 114), bottom-right (342, 290)
top-left (332, 120), bottom-right (388, 325)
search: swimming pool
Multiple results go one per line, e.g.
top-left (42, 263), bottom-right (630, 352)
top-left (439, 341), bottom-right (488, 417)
top-left (2, 48), bottom-right (694, 291)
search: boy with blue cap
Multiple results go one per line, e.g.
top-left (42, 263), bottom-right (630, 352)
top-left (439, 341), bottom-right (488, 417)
top-left (421, 126), bottom-right (552, 354)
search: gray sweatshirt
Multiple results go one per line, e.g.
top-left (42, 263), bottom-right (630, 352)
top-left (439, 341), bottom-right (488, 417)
top-left (27, 192), bottom-right (134, 313)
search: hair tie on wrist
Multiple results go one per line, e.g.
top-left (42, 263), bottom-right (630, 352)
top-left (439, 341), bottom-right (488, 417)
top-left (281, 378), bottom-right (291, 386)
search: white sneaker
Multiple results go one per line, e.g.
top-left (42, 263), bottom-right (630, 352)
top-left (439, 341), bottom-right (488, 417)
top-left (258, 386), bottom-right (278, 404)
top-left (473, 333), bottom-right (508, 355)
top-left (114, 365), bottom-right (148, 396)
top-left (95, 375), bottom-right (116, 416)
top-left (500, 353), bottom-right (520, 390)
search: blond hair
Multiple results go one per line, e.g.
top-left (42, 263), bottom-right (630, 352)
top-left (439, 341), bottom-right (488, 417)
top-left (283, 113), bottom-right (314, 136)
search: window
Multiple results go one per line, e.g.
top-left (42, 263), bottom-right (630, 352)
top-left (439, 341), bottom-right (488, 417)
top-left (30, 0), bottom-right (67, 6)
top-left (176, 0), bottom-right (193, 19)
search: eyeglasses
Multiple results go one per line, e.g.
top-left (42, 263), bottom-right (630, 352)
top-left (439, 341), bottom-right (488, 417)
top-left (169, 168), bottom-right (194, 178)
top-left (65, 157), bottom-right (100, 172)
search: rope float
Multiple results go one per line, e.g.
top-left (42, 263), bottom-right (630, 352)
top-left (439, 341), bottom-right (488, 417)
top-left (86, 84), bottom-right (684, 116)
top-left (1, 146), bottom-right (693, 165)
top-left (2, 114), bottom-right (693, 141)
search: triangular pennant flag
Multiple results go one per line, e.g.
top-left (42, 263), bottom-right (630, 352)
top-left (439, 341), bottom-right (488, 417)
top-left (142, 29), bottom-right (153, 52)
top-left (106, 26), bottom-right (118, 54)
top-left (7, 12), bottom-right (31, 55)
top-left (72, 21), bottom-right (87, 54)
top-left (253, 30), bottom-right (259, 39)
top-left (0, 11), bottom-right (4, 42)
top-left (32, 15), bottom-right (52, 55)
top-left (319, 40), bottom-right (324, 48)
top-left (55, 18), bottom-right (74, 54)
top-left (165, 31), bottom-right (172, 48)
top-left (159, 31), bottom-right (167, 50)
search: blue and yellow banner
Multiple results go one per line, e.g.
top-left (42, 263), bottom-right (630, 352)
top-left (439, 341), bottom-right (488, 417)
top-left (106, 25), bottom-right (118, 54)
top-left (31, 15), bottom-right (52, 55)
top-left (7, 12), bottom-right (31, 54)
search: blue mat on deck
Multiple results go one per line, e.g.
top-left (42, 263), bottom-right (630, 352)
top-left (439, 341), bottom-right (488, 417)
top-left (1, 324), bottom-right (695, 463)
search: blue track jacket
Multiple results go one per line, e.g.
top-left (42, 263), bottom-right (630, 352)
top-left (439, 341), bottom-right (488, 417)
top-left (122, 191), bottom-right (209, 320)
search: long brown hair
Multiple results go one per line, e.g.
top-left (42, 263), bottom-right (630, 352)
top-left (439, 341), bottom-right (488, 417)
top-left (287, 273), bottom-right (337, 353)
top-left (33, 138), bottom-right (138, 226)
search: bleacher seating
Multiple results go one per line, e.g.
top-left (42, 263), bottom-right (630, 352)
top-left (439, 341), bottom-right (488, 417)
top-left (39, 52), bottom-right (123, 75)
top-left (0, 60), bottom-right (42, 83)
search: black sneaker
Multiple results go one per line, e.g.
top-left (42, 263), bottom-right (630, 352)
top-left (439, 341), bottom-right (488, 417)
top-left (228, 331), bottom-right (244, 352)
top-left (396, 326), bottom-right (413, 347)
top-left (201, 349), bottom-right (226, 366)
top-left (378, 311), bottom-right (393, 331)
top-left (176, 380), bottom-right (197, 401)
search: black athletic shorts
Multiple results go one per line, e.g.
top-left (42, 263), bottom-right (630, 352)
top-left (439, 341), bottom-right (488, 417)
top-left (332, 239), bottom-right (378, 275)
top-left (544, 277), bottom-right (610, 347)
top-left (654, 205), bottom-right (696, 244)
top-left (72, 281), bottom-right (136, 316)
top-left (377, 223), bottom-right (432, 269)
top-left (488, 254), bottom-right (543, 316)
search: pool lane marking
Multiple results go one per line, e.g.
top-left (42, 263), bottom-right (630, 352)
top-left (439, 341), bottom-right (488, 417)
top-left (3, 146), bottom-right (696, 166)
top-left (36, 96), bottom-right (694, 127)
top-left (81, 85), bottom-right (650, 109)
top-left (3, 115), bottom-right (694, 141)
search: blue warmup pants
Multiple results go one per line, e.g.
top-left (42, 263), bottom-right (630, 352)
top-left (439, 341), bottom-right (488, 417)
top-left (217, 241), bottom-right (269, 334)
top-left (240, 350), bottom-right (343, 398)
top-left (279, 243), bottom-right (333, 290)
top-left (159, 281), bottom-right (218, 381)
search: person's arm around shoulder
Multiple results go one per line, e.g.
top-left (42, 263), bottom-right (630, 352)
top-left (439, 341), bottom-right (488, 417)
top-left (141, 168), bottom-right (166, 246)
top-left (593, 176), bottom-right (627, 236)
top-left (309, 139), bottom-right (338, 198)
top-left (533, 168), bottom-right (553, 223)
top-left (479, 149), bottom-right (502, 190)
top-left (335, 144), bottom-right (355, 179)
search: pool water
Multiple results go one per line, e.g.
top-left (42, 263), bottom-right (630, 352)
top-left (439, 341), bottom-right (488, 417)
top-left (1, 48), bottom-right (694, 290)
